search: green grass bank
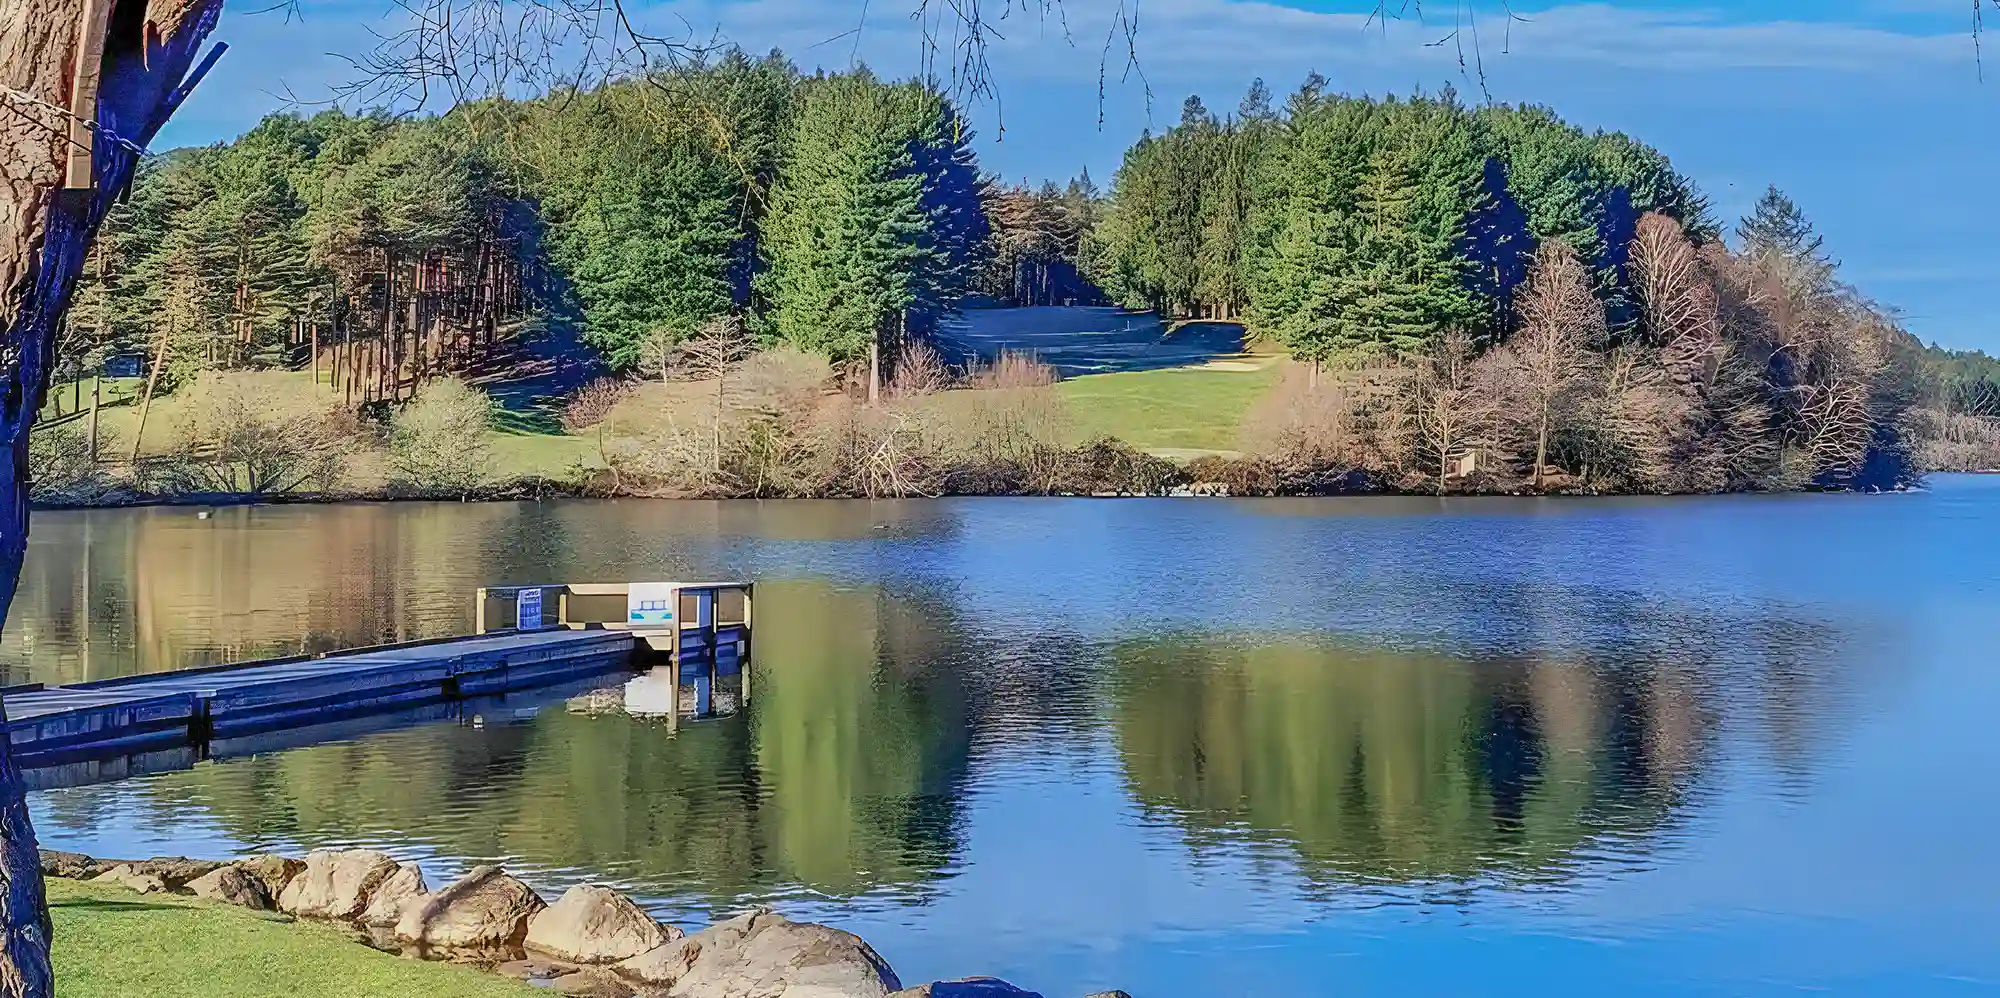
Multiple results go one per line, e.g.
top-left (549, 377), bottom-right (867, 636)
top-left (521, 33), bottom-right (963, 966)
top-left (50, 878), bottom-right (535, 998)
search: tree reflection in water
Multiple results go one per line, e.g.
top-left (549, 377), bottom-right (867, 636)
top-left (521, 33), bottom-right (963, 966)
top-left (1108, 634), bottom-right (1716, 890)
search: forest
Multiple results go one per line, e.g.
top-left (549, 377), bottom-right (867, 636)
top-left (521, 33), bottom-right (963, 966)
top-left (31, 50), bottom-right (2000, 502)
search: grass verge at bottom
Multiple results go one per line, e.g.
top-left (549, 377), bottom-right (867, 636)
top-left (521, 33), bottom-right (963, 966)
top-left (50, 878), bottom-right (537, 998)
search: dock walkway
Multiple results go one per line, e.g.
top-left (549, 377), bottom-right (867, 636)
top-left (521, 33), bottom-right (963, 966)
top-left (4, 628), bottom-right (638, 763)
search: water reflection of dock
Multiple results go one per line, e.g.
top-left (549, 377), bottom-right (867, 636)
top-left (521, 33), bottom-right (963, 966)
top-left (4, 581), bottom-right (751, 785)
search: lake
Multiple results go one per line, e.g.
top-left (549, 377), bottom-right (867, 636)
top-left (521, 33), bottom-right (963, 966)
top-left (6, 480), bottom-right (1999, 996)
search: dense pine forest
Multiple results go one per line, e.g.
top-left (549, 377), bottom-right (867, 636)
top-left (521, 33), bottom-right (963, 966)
top-left (31, 51), bottom-right (2000, 502)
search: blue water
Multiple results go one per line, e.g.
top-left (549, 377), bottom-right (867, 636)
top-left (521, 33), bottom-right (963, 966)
top-left (6, 477), bottom-right (1998, 996)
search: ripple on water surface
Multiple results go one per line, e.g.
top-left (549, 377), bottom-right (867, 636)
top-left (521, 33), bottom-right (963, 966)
top-left (8, 482), bottom-right (2000, 997)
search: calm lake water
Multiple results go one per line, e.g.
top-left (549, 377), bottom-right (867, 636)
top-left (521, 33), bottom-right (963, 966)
top-left (6, 479), bottom-right (1999, 996)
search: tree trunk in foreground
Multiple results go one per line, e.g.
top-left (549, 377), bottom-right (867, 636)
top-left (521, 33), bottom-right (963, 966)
top-left (1, 1), bottom-right (223, 993)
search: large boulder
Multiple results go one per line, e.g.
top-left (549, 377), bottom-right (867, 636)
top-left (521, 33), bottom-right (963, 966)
top-left (39, 850), bottom-right (104, 880)
top-left (550, 969), bottom-right (639, 998)
top-left (237, 855), bottom-right (307, 900)
top-left (126, 857), bottom-right (229, 890)
top-left (394, 865), bottom-right (546, 950)
top-left (187, 866), bottom-right (274, 910)
top-left (527, 885), bottom-right (677, 964)
top-left (277, 850), bottom-right (400, 920)
top-left (615, 909), bottom-right (901, 998)
top-left (358, 863), bottom-right (429, 928)
top-left (89, 864), bottom-right (166, 895)
top-left (892, 982), bottom-right (1044, 998)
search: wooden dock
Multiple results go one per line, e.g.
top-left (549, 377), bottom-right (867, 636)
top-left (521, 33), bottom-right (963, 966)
top-left (3, 580), bottom-right (753, 774)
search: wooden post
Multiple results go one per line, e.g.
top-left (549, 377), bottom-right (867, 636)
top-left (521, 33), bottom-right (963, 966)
top-left (64, 0), bottom-right (113, 190)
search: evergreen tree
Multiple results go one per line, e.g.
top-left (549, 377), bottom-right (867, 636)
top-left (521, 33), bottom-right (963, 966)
top-left (1737, 185), bottom-right (1821, 257)
top-left (759, 72), bottom-right (960, 372)
top-left (1461, 157), bottom-right (1535, 331)
top-left (521, 81), bottom-right (747, 368)
top-left (1338, 147), bottom-right (1441, 354)
top-left (1737, 185), bottom-right (1836, 294)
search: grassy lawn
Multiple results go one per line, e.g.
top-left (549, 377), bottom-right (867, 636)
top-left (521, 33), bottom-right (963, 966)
top-left (39, 347), bottom-right (1290, 486)
top-left (49, 878), bottom-right (536, 998)
top-left (1057, 359), bottom-right (1280, 454)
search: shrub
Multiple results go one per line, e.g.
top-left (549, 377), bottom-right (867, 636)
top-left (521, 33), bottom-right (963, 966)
top-left (944, 351), bottom-right (1067, 474)
top-left (891, 339), bottom-right (956, 398)
top-left (1052, 438), bottom-right (1186, 496)
top-left (389, 377), bottom-right (495, 498)
top-left (1910, 406), bottom-right (2000, 473)
top-left (808, 397), bottom-right (944, 498)
top-left (28, 421), bottom-right (117, 504)
top-left (735, 345), bottom-right (832, 422)
top-left (148, 374), bottom-right (355, 496)
top-left (1244, 362), bottom-right (1383, 472)
top-left (1185, 454), bottom-right (1281, 497)
top-left (561, 377), bottom-right (629, 434)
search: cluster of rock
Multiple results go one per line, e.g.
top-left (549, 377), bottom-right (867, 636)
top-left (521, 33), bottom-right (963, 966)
top-left (40, 849), bottom-right (1128, 998)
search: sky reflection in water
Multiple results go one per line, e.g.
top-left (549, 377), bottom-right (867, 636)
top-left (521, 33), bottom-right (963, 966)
top-left (5, 480), bottom-right (1997, 996)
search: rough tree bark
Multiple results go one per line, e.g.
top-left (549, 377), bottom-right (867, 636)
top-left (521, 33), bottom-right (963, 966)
top-left (1, 0), bottom-right (223, 993)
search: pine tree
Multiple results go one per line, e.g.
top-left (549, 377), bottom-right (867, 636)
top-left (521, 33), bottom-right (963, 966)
top-left (1339, 147), bottom-right (1436, 355)
top-left (525, 81), bottom-right (745, 369)
top-left (759, 72), bottom-right (950, 384)
top-left (1461, 157), bottom-right (1535, 330)
top-left (1737, 185), bottom-right (1836, 293)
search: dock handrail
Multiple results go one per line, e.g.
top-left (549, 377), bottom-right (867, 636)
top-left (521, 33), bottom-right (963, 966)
top-left (475, 581), bottom-right (753, 644)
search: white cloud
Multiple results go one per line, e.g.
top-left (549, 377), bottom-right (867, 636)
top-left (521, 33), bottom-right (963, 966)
top-left (669, 0), bottom-right (1964, 83)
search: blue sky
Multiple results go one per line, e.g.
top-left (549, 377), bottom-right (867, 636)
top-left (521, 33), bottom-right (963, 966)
top-left (157, 0), bottom-right (2000, 353)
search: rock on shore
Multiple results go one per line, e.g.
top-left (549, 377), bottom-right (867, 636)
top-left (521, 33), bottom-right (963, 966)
top-left (279, 850), bottom-right (400, 919)
top-left (528, 884), bottom-right (678, 964)
top-left (359, 862), bottom-right (428, 927)
top-left (394, 864), bottom-right (546, 950)
top-left (41, 847), bottom-right (1126, 998)
top-left (616, 908), bottom-right (900, 998)
top-left (187, 866), bottom-right (274, 910)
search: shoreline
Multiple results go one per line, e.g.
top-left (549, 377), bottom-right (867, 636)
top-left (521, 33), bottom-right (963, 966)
top-left (42, 849), bottom-right (1122, 998)
top-left (31, 477), bottom-right (1935, 512)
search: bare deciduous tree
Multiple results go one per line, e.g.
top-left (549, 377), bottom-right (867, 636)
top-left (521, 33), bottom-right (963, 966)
top-left (890, 338), bottom-right (955, 398)
top-left (1490, 240), bottom-right (1601, 489)
top-left (664, 315), bottom-right (750, 475)
top-left (1630, 212), bottom-right (1722, 379)
top-left (1395, 329), bottom-right (1501, 495)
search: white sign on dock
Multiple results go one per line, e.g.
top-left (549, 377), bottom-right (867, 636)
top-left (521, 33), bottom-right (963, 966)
top-left (627, 583), bottom-right (677, 628)
top-left (516, 588), bottom-right (543, 630)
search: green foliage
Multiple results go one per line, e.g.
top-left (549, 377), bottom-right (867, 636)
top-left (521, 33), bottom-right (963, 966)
top-left (72, 106), bottom-right (503, 388)
top-left (510, 53), bottom-right (797, 369)
top-left (758, 71), bottom-right (988, 364)
top-left (1737, 185), bottom-right (1823, 258)
top-left (1089, 86), bottom-right (1268, 318)
top-left (1100, 85), bottom-right (1709, 360)
top-left (1917, 343), bottom-right (2000, 417)
top-left (1736, 185), bottom-right (1837, 296)
top-left (1239, 92), bottom-right (1495, 359)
